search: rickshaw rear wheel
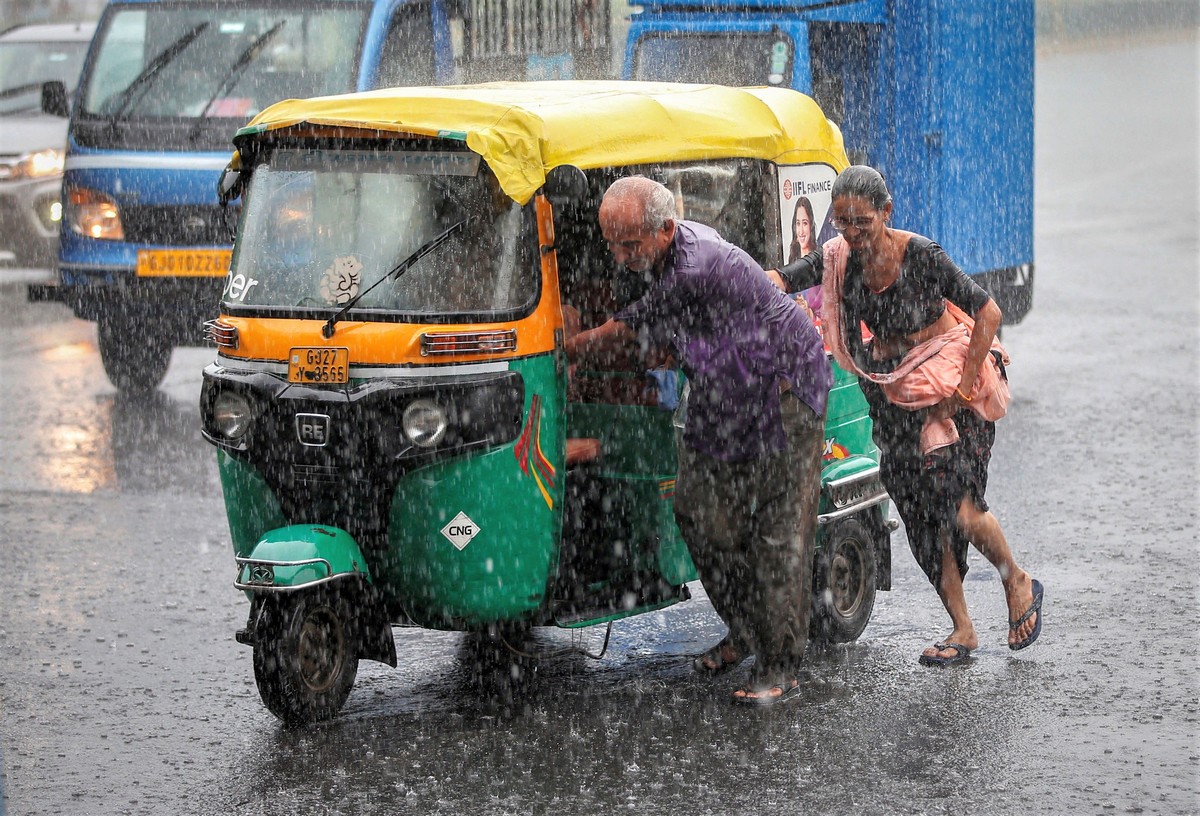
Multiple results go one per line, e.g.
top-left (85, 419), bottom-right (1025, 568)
top-left (252, 588), bottom-right (360, 726)
top-left (810, 517), bottom-right (877, 644)
top-left (97, 318), bottom-right (171, 393)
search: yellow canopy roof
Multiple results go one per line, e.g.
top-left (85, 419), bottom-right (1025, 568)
top-left (237, 81), bottom-right (848, 204)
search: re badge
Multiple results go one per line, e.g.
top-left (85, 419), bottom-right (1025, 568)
top-left (441, 511), bottom-right (479, 551)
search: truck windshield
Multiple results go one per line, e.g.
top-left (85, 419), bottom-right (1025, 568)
top-left (226, 149), bottom-right (538, 320)
top-left (81, 3), bottom-right (367, 122)
top-left (632, 33), bottom-right (794, 87)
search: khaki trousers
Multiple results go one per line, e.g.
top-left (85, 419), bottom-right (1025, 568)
top-left (674, 393), bottom-right (824, 688)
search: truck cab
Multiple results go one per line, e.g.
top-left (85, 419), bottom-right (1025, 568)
top-left (52, 0), bottom-right (612, 391)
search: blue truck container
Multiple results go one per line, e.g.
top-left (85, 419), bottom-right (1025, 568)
top-left (624, 0), bottom-right (1035, 323)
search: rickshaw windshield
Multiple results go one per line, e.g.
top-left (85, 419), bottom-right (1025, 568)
top-left (226, 147), bottom-right (539, 319)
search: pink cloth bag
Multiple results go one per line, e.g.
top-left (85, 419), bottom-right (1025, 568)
top-left (820, 234), bottom-right (1010, 453)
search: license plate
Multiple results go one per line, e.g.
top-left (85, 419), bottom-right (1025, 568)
top-left (136, 249), bottom-right (232, 277)
top-left (288, 347), bottom-right (349, 384)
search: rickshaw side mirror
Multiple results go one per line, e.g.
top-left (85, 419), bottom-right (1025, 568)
top-left (217, 164), bottom-right (244, 206)
top-left (543, 165), bottom-right (588, 206)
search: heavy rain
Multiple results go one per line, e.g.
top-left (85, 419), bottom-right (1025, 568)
top-left (0, 0), bottom-right (1197, 814)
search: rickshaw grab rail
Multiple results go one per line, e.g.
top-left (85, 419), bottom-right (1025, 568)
top-left (234, 555), bottom-right (346, 592)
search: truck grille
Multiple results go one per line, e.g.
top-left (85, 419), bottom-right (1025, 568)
top-left (121, 204), bottom-right (235, 245)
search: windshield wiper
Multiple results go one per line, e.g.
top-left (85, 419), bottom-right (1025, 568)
top-left (106, 22), bottom-right (209, 127)
top-left (322, 217), bottom-right (474, 339)
top-left (187, 20), bottom-right (285, 142)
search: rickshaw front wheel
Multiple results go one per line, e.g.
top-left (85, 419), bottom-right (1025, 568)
top-left (810, 517), bottom-right (877, 644)
top-left (252, 588), bottom-right (360, 726)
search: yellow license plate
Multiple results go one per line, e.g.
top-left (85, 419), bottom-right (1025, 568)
top-left (288, 347), bottom-right (350, 384)
top-left (136, 249), bottom-right (232, 277)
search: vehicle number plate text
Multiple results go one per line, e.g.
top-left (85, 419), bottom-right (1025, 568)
top-left (136, 249), bottom-right (232, 277)
top-left (288, 347), bottom-right (349, 384)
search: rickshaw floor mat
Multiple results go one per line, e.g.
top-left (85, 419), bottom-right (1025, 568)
top-left (917, 643), bottom-right (973, 667)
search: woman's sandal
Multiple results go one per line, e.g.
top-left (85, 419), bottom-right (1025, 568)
top-left (692, 641), bottom-right (744, 676)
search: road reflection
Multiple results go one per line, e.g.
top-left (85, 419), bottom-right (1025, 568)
top-left (23, 385), bottom-right (217, 494)
top-left (0, 290), bottom-right (219, 495)
top-left (109, 389), bottom-right (217, 493)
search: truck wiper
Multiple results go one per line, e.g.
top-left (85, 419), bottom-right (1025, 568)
top-left (322, 217), bottom-right (475, 339)
top-left (107, 22), bottom-right (209, 127)
top-left (187, 20), bottom-right (286, 142)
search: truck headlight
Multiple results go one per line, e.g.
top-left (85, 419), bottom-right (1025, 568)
top-left (66, 186), bottom-right (124, 240)
top-left (403, 399), bottom-right (448, 448)
top-left (212, 391), bottom-right (252, 440)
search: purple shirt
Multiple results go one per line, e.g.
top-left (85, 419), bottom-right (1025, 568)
top-left (616, 221), bottom-right (831, 462)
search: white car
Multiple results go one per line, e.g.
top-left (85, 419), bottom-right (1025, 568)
top-left (0, 21), bottom-right (96, 268)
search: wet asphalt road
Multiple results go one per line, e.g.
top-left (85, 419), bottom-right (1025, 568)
top-left (1, 36), bottom-right (1197, 816)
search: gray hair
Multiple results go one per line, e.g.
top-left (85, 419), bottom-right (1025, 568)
top-left (604, 176), bottom-right (677, 231)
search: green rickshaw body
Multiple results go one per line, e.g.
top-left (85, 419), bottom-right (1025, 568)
top-left (381, 356), bottom-right (563, 627)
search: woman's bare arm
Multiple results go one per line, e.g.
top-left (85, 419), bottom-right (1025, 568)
top-left (928, 297), bottom-right (1003, 420)
top-left (959, 298), bottom-right (1002, 395)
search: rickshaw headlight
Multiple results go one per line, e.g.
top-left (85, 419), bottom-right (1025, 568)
top-left (403, 399), bottom-right (448, 448)
top-left (212, 391), bottom-right (252, 440)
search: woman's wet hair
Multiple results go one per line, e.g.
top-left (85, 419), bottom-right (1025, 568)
top-left (832, 165), bottom-right (892, 210)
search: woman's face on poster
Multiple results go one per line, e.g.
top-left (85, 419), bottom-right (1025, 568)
top-left (793, 203), bottom-right (812, 248)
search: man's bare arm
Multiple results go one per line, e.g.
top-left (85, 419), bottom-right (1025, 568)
top-left (563, 318), bottom-right (636, 364)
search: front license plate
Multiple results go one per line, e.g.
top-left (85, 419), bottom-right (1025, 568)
top-left (136, 248), bottom-right (232, 277)
top-left (288, 347), bottom-right (350, 384)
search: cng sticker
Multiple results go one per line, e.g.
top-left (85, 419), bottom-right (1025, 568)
top-left (441, 511), bottom-right (480, 551)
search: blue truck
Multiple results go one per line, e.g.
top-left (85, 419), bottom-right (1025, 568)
top-left (43, 0), bottom-right (611, 390)
top-left (623, 0), bottom-right (1035, 325)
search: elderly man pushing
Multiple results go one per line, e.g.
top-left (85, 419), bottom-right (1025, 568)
top-left (565, 176), bottom-right (832, 706)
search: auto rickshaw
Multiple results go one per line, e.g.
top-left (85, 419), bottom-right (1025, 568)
top-left (200, 81), bottom-right (894, 724)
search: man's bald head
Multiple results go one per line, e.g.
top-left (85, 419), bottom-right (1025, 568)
top-left (599, 177), bottom-right (677, 274)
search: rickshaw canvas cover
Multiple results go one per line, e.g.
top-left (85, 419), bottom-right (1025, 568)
top-left (236, 81), bottom-right (849, 205)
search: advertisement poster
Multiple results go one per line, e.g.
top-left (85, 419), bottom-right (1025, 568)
top-left (777, 163), bottom-right (839, 267)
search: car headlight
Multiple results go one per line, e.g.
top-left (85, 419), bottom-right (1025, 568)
top-left (66, 186), bottom-right (124, 240)
top-left (0, 147), bottom-right (65, 180)
top-left (403, 399), bottom-right (448, 448)
top-left (212, 391), bottom-right (252, 440)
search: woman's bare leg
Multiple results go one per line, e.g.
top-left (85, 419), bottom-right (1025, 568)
top-left (922, 535), bottom-right (979, 660)
top-left (956, 497), bottom-right (1038, 647)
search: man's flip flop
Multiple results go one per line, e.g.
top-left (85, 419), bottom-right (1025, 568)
top-left (731, 678), bottom-right (801, 707)
top-left (1009, 578), bottom-right (1044, 651)
top-left (918, 643), bottom-right (972, 667)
